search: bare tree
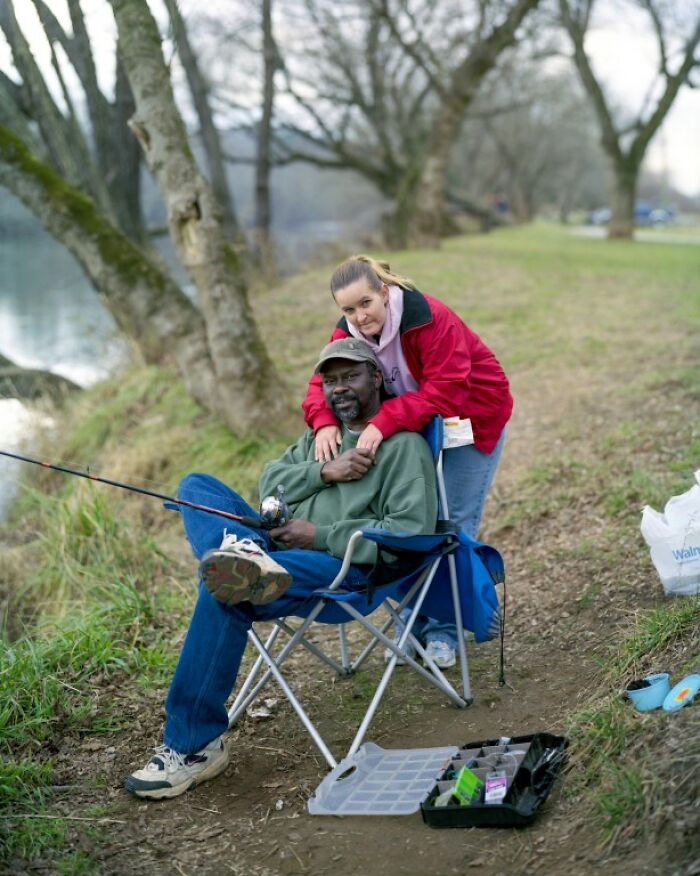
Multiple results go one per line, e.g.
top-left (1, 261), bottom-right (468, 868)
top-left (0, 123), bottom-right (218, 410)
top-left (559, 0), bottom-right (700, 239)
top-left (0, 0), bottom-right (290, 434)
top-left (452, 63), bottom-right (608, 223)
top-left (0, 0), bottom-right (145, 242)
top-left (111, 0), bottom-right (287, 433)
top-left (274, 0), bottom-right (541, 247)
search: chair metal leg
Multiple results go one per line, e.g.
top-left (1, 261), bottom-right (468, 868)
top-left (228, 602), bottom-right (328, 726)
top-left (278, 620), bottom-right (348, 675)
top-left (338, 623), bottom-right (351, 672)
top-left (228, 623), bottom-right (282, 726)
top-left (448, 552), bottom-right (472, 702)
top-left (340, 602), bottom-right (466, 708)
top-left (248, 628), bottom-right (338, 769)
top-left (436, 451), bottom-right (473, 703)
top-left (350, 571), bottom-right (430, 672)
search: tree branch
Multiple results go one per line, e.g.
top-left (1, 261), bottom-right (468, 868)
top-left (375, 0), bottom-right (447, 99)
top-left (558, 0), bottom-right (622, 162)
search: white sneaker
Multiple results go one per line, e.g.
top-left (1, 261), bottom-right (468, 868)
top-left (199, 532), bottom-right (292, 605)
top-left (125, 737), bottom-right (229, 800)
top-left (424, 640), bottom-right (456, 669)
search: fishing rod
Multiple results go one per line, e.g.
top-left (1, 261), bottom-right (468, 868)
top-left (0, 449), bottom-right (289, 530)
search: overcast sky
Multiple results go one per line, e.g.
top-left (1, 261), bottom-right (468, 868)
top-left (1, 0), bottom-right (698, 197)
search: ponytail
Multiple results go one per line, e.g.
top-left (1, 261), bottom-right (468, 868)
top-left (330, 254), bottom-right (414, 295)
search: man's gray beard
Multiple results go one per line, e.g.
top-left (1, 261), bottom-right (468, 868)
top-left (333, 400), bottom-right (361, 423)
top-left (331, 387), bottom-right (378, 425)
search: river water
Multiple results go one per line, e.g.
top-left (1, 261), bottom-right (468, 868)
top-left (0, 231), bottom-right (129, 519)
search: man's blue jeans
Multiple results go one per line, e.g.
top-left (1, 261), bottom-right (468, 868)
top-left (163, 473), bottom-right (369, 754)
top-left (401, 430), bottom-right (506, 649)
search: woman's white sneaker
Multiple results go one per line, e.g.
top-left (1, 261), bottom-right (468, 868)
top-left (424, 640), bottom-right (456, 668)
top-left (125, 737), bottom-right (229, 799)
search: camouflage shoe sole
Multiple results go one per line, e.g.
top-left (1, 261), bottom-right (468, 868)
top-left (199, 546), bottom-right (292, 606)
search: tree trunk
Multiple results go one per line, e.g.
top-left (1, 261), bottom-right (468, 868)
top-left (26, 0), bottom-right (146, 243)
top-left (509, 178), bottom-right (533, 224)
top-left (253, 0), bottom-right (277, 272)
top-left (383, 160), bottom-right (421, 249)
top-left (163, 0), bottom-right (243, 247)
top-left (402, 0), bottom-right (541, 246)
top-left (109, 53), bottom-right (144, 243)
top-left (405, 107), bottom-right (461, 245)
top-left (111, 0), bottom-right (290, 435)
top-left (559, 2), bottom-right (700, 245)
top-left (608, 162), bottom-right (636, 240)
top-left (0, 0), bottom-right (108, 212)
top-left (0, 124), bottom-right (218, 411)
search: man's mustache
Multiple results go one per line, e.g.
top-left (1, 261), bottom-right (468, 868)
top-left (331, 392), bottom-right (359, 411)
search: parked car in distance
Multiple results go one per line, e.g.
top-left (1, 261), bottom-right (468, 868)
top-left (586, 207), bottom-right (611, 226)
top-left (585, 203), bottom-right (676, 227)
top-left (647, 207), bottom-right (676, 226)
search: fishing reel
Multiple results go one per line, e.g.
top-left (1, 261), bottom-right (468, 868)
top-left (259, 484), bottom-right (291, 529)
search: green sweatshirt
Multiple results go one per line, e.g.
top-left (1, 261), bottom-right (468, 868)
top-left (259, 427), bottom-right (437, 565)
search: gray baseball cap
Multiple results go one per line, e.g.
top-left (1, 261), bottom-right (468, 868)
top-left (313, 338), bottom-right (380, 373)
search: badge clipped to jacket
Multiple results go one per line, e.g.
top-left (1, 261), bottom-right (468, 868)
top-left (442, 417), bottom-right (474, 449)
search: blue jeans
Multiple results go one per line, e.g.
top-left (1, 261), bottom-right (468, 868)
top-left (401, 430), bottom-right (506, 649)
top-left (163, 473), bottom-right (369, 754)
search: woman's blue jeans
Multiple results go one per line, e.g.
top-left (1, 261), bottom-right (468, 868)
top-left (163, 473), bottom-right (368, 754)
top-left (400, 430), bottom-right (506, 649)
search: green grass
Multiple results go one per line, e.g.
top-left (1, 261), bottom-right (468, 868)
top-left (0, 575), bottom-right (181, 861)
top-left (568, 597), bottom-right (700, 840)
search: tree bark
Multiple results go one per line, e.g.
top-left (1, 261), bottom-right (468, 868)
top-left (608, 161), bottom-right (637, 240)
top-left (163, 0), bottom-right (242, 246)
top-left (27, 0), bottom-right (145, 242)
top-left (0, 0), bottom-right (106, 209)
top-left (0, 124), bottom-right (218, 412)
top-left (111, 0), bottom-right (290, 435)
top-left (253, 0), bottom-right (277, 271)
top-left (111, 51), bottom-right (144, 243)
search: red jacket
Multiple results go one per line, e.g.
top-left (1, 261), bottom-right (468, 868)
top-left (302, 288), bottom-right (513, 454)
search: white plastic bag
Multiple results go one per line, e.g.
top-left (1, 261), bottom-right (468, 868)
top-left (640, 470), bottom-right (700, 596)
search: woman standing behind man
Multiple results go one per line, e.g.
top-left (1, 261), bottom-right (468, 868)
top-left (302, 255), bottom-right (513, 667)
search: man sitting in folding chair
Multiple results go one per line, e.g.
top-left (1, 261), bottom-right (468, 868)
top-left (126, 338), bottom-right (439, 799)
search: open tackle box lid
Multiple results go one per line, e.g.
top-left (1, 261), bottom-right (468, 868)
top-left (308, 733), bottom-right (568, 826)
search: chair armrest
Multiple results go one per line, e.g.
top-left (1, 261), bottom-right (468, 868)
top-left (326, 530), bottom-right (367, 591)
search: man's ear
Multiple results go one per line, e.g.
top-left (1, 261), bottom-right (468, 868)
top-left (372, 366), bottom-right (382, 388)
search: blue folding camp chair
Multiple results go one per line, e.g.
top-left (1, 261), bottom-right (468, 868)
top-left (226, 417), bottom-right (504, 768)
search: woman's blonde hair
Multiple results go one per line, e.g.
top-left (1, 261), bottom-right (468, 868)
top-left (330, 254), bottom-right (414, 295)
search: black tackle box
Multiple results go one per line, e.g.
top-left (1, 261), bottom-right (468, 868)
top-left (420, 732), bottom-right (568, 828)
